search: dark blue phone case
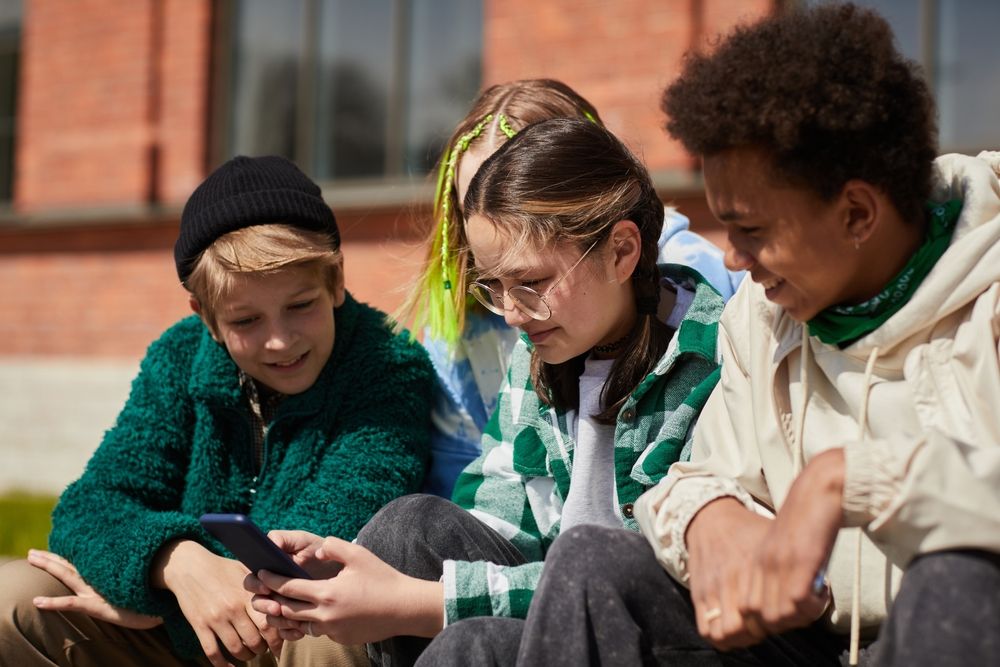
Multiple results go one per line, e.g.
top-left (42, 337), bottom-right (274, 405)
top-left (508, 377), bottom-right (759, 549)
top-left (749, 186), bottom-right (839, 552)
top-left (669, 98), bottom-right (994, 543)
top-left (199, 513), bottom-right (313, 579)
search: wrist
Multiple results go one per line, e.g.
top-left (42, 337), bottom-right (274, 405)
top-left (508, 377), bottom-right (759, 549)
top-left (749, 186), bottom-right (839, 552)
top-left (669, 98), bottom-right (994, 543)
top-left (685, 497), bottom-right (759, 567)
top-left (401, 578), bottom-right (444, 638)
top-left (151, 538), bottom-right (210, 590)
top-left (685, 497), bottom-right (749, 546)
top-left (809, 448), bottom-right (846, 501)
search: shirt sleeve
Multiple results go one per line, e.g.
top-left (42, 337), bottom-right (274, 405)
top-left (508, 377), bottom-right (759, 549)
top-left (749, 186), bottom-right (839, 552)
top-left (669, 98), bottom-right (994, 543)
top-left (634, 298), bottom-right (770, 585)
top-left (446, 349), bottom-right (553, 624)
top-left (49, 329), bottom-right (204, 618)
top-left (841, 286), bottom-right (1000, 563)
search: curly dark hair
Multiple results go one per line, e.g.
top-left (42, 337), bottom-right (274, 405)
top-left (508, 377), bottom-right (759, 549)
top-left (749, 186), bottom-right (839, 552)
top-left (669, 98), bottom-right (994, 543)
top-left (663, 2), bottom-right (938, 224)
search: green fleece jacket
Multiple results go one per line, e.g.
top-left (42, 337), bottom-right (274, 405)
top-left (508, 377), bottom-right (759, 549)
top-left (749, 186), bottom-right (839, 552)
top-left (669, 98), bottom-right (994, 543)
top-left (49, 292), bottom-right (433, 658)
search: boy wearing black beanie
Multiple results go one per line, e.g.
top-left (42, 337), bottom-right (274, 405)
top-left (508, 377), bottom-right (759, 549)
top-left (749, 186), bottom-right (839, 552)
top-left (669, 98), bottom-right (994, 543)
top-left (0, 156), bottom-right (433, 667)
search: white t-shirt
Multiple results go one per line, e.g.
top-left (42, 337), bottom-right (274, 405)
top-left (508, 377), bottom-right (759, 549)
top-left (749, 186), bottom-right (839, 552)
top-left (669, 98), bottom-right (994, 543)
top-left (560, 357), bottom-right (620, 531)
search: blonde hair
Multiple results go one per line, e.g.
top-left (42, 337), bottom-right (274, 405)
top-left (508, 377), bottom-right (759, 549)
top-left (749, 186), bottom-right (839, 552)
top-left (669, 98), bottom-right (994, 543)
top-left (393, 79), bottom-right (602, 348)
top-left (186, 223), bottom-right (343, 335)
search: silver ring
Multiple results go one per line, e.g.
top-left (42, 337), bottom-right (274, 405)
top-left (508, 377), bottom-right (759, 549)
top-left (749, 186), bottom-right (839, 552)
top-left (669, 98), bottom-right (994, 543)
top-left (703, 607), bottom-right (722, 622)
top-left (307, 621), bottom-right (314, 636)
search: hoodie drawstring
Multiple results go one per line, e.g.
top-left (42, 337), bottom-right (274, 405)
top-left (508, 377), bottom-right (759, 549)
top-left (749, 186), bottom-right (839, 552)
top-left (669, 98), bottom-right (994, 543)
top-left (848, 345), bottom-right (880, 665)
top-left (797, 328), bottom-right (880, 665)
top-left (793, 327), bottom-right (811, 475)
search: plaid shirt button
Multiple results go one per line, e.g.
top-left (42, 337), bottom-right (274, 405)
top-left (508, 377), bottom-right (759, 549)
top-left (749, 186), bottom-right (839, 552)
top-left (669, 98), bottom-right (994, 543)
top-left (622, 408), bottom-right (636, 422)
top-left (622, 503), bottom-right (634, 518)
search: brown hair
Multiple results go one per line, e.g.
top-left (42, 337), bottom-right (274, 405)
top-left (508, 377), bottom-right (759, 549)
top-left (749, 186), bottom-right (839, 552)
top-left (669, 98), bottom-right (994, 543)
top-left (394, 79), bottom-right (602, 347)
top-left (185, 223), bottom-right (342, 336)
top-left (465, 118), bottom-right (669, 424)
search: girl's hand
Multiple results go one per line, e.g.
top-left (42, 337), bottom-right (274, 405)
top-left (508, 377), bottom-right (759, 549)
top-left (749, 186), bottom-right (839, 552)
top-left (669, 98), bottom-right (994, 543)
top-left (153, 539), bottom-right (283, 667)
top-left (685, 498), bottom-right (772, 650)
top-left (247, 536), bottom-right (444, 645)
top-left (28, 549), bottom-right (163, 629)
top-left (739, 449), bottom-right (842, 636)
top-left (264, 529), bottom-right (345, 579)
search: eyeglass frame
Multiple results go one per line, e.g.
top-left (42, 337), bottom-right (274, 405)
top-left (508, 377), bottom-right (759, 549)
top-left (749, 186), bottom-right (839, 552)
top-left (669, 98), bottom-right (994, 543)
top-left (467, 235), bottom-right (604, 321)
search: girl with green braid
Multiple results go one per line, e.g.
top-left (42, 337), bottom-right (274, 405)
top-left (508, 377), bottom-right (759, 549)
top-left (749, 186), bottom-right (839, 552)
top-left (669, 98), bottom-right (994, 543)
top-left (396, 79), bottom-right (743, 498)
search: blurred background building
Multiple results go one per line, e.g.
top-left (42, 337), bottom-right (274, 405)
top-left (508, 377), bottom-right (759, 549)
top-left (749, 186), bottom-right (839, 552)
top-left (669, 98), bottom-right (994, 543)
top-left (0, 0), bottom-right (997, 495)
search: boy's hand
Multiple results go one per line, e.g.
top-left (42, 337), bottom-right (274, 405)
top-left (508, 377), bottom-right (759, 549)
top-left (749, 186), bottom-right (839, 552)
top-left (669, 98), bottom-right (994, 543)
top-left (739, 448), bottom-right (842, 636)
top-left (28, 549), bottom-right (163, 629)
top-left (686, 498), bottom-right (772, 650)
top-left (153, 539), bottom-right (283, 667)
top-left (247, 536), bottom-right (444, 645)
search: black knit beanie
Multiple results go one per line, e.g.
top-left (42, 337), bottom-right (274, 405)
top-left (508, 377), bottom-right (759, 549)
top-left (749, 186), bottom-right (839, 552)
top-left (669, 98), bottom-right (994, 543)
top-left (174, 155), bottom-right (340, 283)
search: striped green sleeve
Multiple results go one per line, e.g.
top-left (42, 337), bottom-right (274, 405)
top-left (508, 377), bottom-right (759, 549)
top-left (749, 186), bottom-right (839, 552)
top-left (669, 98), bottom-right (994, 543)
top-left (442, 559), bottom-right (545, 623)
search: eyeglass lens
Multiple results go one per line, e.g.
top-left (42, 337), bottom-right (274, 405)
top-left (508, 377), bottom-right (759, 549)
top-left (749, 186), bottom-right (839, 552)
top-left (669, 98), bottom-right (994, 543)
top-left (468, 283), bottom-right (551, 320)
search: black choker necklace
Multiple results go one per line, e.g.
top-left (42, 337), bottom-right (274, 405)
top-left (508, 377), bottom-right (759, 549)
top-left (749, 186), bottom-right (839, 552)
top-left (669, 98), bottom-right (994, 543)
top-left (593, 331), bottom-right (632, 355)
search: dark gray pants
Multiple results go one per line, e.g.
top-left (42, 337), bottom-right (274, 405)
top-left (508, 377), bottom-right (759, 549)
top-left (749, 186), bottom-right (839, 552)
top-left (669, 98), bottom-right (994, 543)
top-left (355, 494), bottom-right (528, 667)
top-left (418, 525), bottom-right (1000, 666)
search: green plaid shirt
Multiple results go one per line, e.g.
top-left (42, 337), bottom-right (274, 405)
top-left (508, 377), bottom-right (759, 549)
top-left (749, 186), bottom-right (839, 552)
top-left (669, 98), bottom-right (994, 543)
top-left (447, 264), bottom-right (724, 624)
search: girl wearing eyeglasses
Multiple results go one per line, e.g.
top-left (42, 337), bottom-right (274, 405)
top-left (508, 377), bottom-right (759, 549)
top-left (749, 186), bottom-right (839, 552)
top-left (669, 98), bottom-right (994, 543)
top-left (394, 78), bottom-right (742, 500)
top-left (242, 118), bottom-right (728, 666)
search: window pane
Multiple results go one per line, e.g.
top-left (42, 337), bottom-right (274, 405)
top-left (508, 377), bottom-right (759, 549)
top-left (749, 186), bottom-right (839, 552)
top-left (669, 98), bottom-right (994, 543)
top-left (936, 0), bottom-right (1000, 150)
top-left (228, 0), bottom-right (483, 182)
top-left (405, 1), bottom-right (483, 174)
top-left (314, 0), bottom-right (394, 180)
top-left (230, 0), bottom-right (305, 159)
top-left (0, 0), bottom-right (20, 202)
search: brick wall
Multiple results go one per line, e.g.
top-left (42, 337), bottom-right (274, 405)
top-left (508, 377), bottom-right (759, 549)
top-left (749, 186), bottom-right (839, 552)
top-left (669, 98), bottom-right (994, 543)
top-left (0, 207), bottom-right (428, 358)
top-left (2, 0), bottom-right (761, 360)
top-left (15, 0), bottom-right (210, 212)
top-left (483, 0), bottom-right (772, 171)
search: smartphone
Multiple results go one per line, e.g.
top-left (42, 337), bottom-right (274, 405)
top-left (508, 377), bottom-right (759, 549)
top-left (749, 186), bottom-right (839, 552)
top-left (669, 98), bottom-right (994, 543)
top-left (199, 513), bottom-right (313, 579)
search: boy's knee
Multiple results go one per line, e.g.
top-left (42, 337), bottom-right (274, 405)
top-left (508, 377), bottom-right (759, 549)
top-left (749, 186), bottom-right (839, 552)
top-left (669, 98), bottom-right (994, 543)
top-left (419, 617), bottom-right (523, 666)
top-left (897, 549), bottom-right (1000, 613)
top-left (548, 525), bottom-right (651, 578)
top-left (0, 558), bottom-right (69, 635)
top-left (875, 550), bottom-right (1000, 666)
top-left (357, 494), bottom-right (453, 552)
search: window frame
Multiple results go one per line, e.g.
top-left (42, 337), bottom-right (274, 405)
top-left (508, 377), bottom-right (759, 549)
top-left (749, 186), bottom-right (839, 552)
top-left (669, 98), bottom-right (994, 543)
top-left (210, 0), bottom-right (477, 205)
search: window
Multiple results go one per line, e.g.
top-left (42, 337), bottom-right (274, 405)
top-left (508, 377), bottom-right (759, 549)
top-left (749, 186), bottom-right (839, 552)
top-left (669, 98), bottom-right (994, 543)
top-left (0, 0), bottom-right (21, 203)
top-left (804, 0), bottom-right (1000, 153)
top-left (225, 0), bottom-right (483, 186)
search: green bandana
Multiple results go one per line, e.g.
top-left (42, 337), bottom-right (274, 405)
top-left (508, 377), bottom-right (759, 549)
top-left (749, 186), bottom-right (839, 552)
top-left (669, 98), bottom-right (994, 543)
top-left (807, 199), bottom-right (963, 348)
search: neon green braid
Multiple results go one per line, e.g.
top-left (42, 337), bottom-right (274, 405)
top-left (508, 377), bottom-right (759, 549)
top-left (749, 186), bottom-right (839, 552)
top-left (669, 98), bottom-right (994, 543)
top-left (498, 113), bottom-right (516, 139)
top-left (424, 113), bottom-right (496, 347)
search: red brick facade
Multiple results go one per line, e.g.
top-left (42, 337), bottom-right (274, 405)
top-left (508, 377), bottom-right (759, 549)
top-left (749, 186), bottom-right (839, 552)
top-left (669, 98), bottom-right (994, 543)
top-left (15, 0), bottom-right (210, 212)
top-left (483, 0), bottom-right (772, 171)
top-left (0, 0), bottom-right (768, 360)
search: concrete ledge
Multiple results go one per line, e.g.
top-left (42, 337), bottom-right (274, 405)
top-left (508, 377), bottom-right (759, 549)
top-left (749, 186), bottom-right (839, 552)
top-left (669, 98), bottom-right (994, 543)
top-left (0, 357), bottom-right (138, 495)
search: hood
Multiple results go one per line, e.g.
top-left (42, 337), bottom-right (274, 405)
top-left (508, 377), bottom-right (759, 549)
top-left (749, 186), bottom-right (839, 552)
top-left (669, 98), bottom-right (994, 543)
top-left (845, 152), bottom-right (1000, 359)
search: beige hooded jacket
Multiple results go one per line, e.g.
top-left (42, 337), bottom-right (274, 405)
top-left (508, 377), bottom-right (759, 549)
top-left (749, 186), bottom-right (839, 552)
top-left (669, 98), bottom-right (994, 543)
top-left (635, 151), bottom-right (1000, 635)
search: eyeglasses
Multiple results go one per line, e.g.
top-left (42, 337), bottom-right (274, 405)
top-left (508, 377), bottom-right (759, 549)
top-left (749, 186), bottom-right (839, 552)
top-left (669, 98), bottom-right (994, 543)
top-left (467, 237), bottom-right (602, 321)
